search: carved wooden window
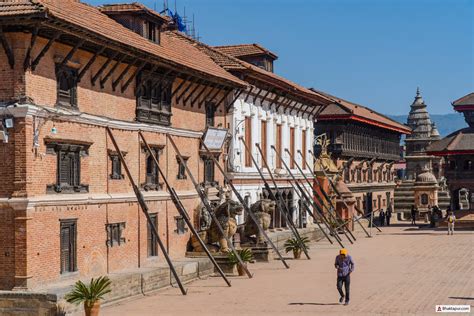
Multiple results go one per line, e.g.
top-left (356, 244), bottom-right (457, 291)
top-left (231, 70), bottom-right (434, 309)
top-left (175, 216), bottom-right (188, 235)
top-left (203, 156), bottom-right (216, 186)
top-left (136, 74), bottom-right (172, 126)
top-left (60, 219), bottom-right (77, 274)
top-left (109, 152), bottom-right (124, 180)
top-left (206, 102), bottom-right (216, 127)
top-left (106, 222), bottom-right (126, 247)
top-left (244, 116), bottom-right (252, 167)
top-left (47, 143), bottom-right (89, 194)
top-left (143, 147), bottom-right (161, 191)
top-left (147, 213), bottom-right (158, 257)
top-left (177, 156), bottom-right (189, 180)
top-left (56, 65), bottom-right (78, 108)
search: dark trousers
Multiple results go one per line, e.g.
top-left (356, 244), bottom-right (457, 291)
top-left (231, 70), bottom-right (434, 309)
top-left (386, 217), bottom-right (391, 226)
top-left (337, 275), bottom-right (350, 302)
top-left (380, 217), bottom-right (385, 226)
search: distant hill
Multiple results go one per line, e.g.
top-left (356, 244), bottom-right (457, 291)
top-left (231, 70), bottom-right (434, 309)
top-left (388, 113), bottom-right (467, 137)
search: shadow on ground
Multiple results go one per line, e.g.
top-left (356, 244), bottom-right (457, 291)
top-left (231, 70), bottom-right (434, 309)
top-left (289, 302), bottom-right (340, 306)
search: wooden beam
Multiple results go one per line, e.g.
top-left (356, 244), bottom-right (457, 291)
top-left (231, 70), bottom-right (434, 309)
top-left (183, 79), bottom-right (204, 106)
top-left (226, 88), bottom-right (244, 111)
top-left (91, 51), bottom-right (118, 86)
top-left (207, 85), bottom-right (224, 103)
top-left (296, 103), bottom-right (310, 116)
top-left (100, 54), bottom-right (126, 88)
top-left (77, 47), bottom-right (105, 82)
top-left (31, 33), bottom-right (60, 71)
top-left (216, 89), bottom-right (233, 108)
top-left (23, 26), bottom-right (39, 70)
top-left (275, 97), bottom-right (291, 112)
top-left (121, 61), bottom-right (146, 93)
top-left (60, 39), bottom-right (84, 67)
top-left (0, 28), bottom-right (14, 69)
top-left (244, 86), bottom-right (254, 103)
top-left (176, 78), bottom-right (196, 103)
top-left (199, 85), bottom-right (220, 108)
top-left (191, 83), bottom-right (210, 104)
top-left (269, 93), bottom-right (284, 108)
top-left (170, 75), bottom-right (189, 98)
top-left (112, 59), bottom-right (136, 91)
top-left (259, 89), bottom-right (272, 105)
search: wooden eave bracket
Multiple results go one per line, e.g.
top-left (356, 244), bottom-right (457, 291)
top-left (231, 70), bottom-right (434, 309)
top-left (0, 27), bottom-right (15, 69)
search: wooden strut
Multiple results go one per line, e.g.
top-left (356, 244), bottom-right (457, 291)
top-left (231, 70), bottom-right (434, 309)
top-left (23, 26), bottom-right (39, 70)
top-left (0, 27), bottom-right (14, 69)
top-left (166, 134), bottom-right (253, 278)
top-left (105, 127), bottom-right (187, 296)
top-left (139, 132), bottom-right (232, 287)
top-left (216, 89), bottom-right (233, 108)
top-left (183, 79), bottom-right (203, 106)
top-left (275, 97), bottom-right (291, 112)
top-left (244, 86), bottom-right (254, 103)
top-left (121, 61), bottom-right (146, 93)
top-left (31, 33), bottom-right (60, 71)
top-left (199, 85), bottom-right (222, 108)
top-left (250, 142), bottom-right (311, 260)
top-left (200, 139), bottom-right (290, 269)
top-left (270, 145), bottom-right (345, 247)
top-left (308, 150), bottom-right (382, 233)
top-left (284, 147), bottom-right (356, 243)
top-left (60, 39), bottom-right (84, 68)
top-left (176, 78), bottom-right (197, 104)
top-left (259, 89), bottom-right (272, 106)
top-left (112, 60), bottom-right (136, 91)
top-left (252, 88), bottom-right (263, 104)
top-left (191, 84), bottom-right (210, 105)
top-left (77, 47), bottom-right (105, 82)
top-left (304, 150), bottom-right (374, 237)
top-left (91, 51), bottom-right (118, 86)
top-left (225, 89), bottom-right (244, 112)
top-left (171, 75), bottom-right (190, 99)
top-left (100, 54), bottom-right (126, 88)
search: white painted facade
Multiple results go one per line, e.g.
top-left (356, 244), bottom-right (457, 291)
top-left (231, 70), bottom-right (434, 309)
top-left (227, 93), bottom-right (315, 227)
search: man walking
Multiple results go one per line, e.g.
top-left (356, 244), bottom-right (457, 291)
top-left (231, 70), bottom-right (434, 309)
top-left (335, 248), bottom-right (355, 306)
top-left (411, 205), bottom-right (417, 225)
top-left (379, 209), bottom-right (385, 226)
top-left (447, 211), bottom-right (456, 235)
top-left (386, 206), bottom-right (392, 226)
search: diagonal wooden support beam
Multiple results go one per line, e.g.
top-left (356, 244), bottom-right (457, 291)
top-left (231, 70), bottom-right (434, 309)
top-left (77, 47), bottom-right (105, 82)
top-left (275, 97), bottom-right (291, 112)
top-left (244, 86), bottom-right (254, 103)
top-left (121, 61), bottom-right (146, 93)
top-left (24, 26), bottom-right (39, 70)
top-left (171, 75), bottom-right (189, 99)
top-left (225, 88), bottom-right (244, 111)
top-left (191, 83), bottom-right (210, 105)
top-left (100, 54), bottom-right (126, 88)
top-left (207, 85), bottom-right (224, 103)
top-left (91, 51), bottom-right (118, 86)
top-left (176, 78), bottom-right (196, 104)
top-left (199, 85), bottom-right (220, 108)
top-left (112, 59), bottom-right (136, 91)
top-left (60, 39), bottom-right (84, 68)
top-left (183, 79), bottom-right (204, 106)
top-left (0, 28), bottom-right (14, 69)
top-left (216, 88), bottom-right (233, 108)
top-left (259, 89), bottom-right (272, 105)
top-left (31, 33), bottom-right (60, 71)
top-left (269, 93), bottom-right (284, 108)
top-left (252, 88), bottom-right (263, 104)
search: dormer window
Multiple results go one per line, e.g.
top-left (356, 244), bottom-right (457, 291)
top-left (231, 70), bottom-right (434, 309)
top-left (144, 21), bottom-right (160, 43)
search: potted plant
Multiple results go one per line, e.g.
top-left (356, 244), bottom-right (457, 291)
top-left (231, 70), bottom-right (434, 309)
top-left (284, 237), bottom-right (310, 259)
top-left (65, 276), bottom-right (111, 316)
top-left (228, 248), bottom-right (253, 276)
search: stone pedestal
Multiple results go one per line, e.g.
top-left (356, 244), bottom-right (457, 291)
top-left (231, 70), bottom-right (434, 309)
top-left (185, 252), bottom-right (237, 275)
top-left (241, 244), bottom-right (273, 262)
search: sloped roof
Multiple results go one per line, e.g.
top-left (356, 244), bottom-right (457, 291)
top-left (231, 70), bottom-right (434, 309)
top-left (427, 127), bottom-right (474, 154)
top-left (168, 31), bottom-right (333, 106)
top-left (0, 1), bottom-right (43, 17)
top-left (0, 0), bottom-right (245, 87)
top-left (313, 89), bottom-right (411, 134)
top-left (99, 2), bottom-right (170, 23)
top-left (214, 43), bottom-right (278, 60)
top-left (453, 92), bottom-right (474, 107)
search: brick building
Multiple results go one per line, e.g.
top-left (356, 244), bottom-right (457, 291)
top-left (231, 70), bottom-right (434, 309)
top-left (0, 0), bottom-right (246, 290)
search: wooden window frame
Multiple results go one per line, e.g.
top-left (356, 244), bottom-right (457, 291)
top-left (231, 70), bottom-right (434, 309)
top-left (290, 127), bottom-right (295, 169)
top-left (276, 124), bottom-right (282, 169)
top-left (142, 146), bottom-right (163, 191)
top-left (60, 219), bottom-right (77, 274)
top-left (244, 116), bottom-right (252, 167)
top-left (136, 73), bottom-right (172, 126)
top-left (177, 156), bottom-right (189, 180)
top-left (203, 155), bottom-right (217, 186)
top-left (302, 129), bottom-right (307, 170)
top-left (205, 102), bottom-right (216, 127)
top-left (109, 151), bottom-right (125, 180)
top-left (56, 64), bottom-right (78, 108)
top-left (147, 213), bottom-right (158, 257)
top-left (261, 120), bottom-right (267, 167)
top-left (106, 222), bottom-right (126, 247)
top-left (174, 216), bottom-right (188, 235)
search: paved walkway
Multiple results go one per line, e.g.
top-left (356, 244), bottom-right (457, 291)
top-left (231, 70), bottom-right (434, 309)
top-left (102, 225), bottom-right (474, 316)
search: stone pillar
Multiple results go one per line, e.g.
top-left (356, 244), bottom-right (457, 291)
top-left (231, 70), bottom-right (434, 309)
top-left (335, 180), bottom-right (356, 231)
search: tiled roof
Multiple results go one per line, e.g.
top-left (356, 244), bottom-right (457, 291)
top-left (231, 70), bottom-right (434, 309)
top-left (314, 89), bottom-right (411, 134)
top-left (0, 1), bottom-right (43, 17)
top-left (99, 3), bottom-right (170, 22)
top-left (168, 32), bottom-right (333, 106)
top-left (0, 0), bottom-right (245, 87)
top-left (427, 127), bottom-right (474, 153)
top-left (214, 44), bottom-right (278, 60)
top-left (453, 92), bottom-right (474, 107)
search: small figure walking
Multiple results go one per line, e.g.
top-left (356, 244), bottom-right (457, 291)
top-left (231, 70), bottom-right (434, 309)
top-left (447, 211), bottom-right (456, 235)
top-left (411, 205), bottom-right (417, 226)
top-left (386, 207), bottom-right (392, 226)
top-left (335, 248), bottom-right (354, 306)
top-left (379, 209), bottom-right (385, 226)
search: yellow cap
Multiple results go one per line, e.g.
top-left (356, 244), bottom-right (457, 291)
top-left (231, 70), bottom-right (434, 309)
top-left (340, 249), bottom-right (348, 256)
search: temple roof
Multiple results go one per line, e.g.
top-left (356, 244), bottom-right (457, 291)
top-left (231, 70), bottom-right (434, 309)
top-left (406, 88), bottom-right (438, 140)
top-left (427, 127), bottom-right (474, 155)
top-left (214, 44), bottom-right (278, 60)
top-left (453, 92), bottom-right (474, 107)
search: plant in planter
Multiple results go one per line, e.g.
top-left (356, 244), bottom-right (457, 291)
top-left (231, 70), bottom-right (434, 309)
top-left (65, 276), bottom-right (111, 316)
top-left (284, 237), bottom-right (310, 259)
top-left (228, 248), bottom-right (253, 276)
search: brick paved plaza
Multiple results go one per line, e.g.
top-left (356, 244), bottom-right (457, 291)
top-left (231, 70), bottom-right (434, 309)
top-left (102, 225), bottom-right (474, 316)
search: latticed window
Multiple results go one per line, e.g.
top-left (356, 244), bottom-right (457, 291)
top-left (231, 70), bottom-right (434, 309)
top-left (147, 213), bottom-right (158, 257)
top-left (109, 152), bottom-right (124, 180)
top-left (60, 219), bottom-right (77, 274)
top-left (56, 65), bottom-right (77, 107)
top-left (136, 73), bottom-right (172, 126)
top-left (106, 222), bottom-right (126, 247)
top-left (174, 216), bottom-right (188, 235)
top-left (142, 147), bottom-right (162, 191)
top-left (203, 156), bottom-right (216, 186)
top-left (205, 102), bottom-right (216, 127)
top-left (177, 156), bottom-right (189, 180)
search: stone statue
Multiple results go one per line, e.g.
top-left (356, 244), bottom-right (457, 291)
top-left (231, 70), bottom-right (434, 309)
top-left (242, 199), bottom-right (276, 245)
top-left (207, 199), bottom-right (243, 252)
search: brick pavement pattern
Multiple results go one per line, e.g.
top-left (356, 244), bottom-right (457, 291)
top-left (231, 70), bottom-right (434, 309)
top-left (102, 225), bottom-right (474, 316)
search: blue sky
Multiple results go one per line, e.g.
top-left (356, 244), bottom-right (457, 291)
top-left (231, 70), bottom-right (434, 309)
top-left (85, 0), bottom-right (473, 115)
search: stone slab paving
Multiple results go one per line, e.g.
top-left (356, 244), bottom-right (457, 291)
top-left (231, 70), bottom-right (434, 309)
top-left (102, 225), bottom-right (474, 316)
